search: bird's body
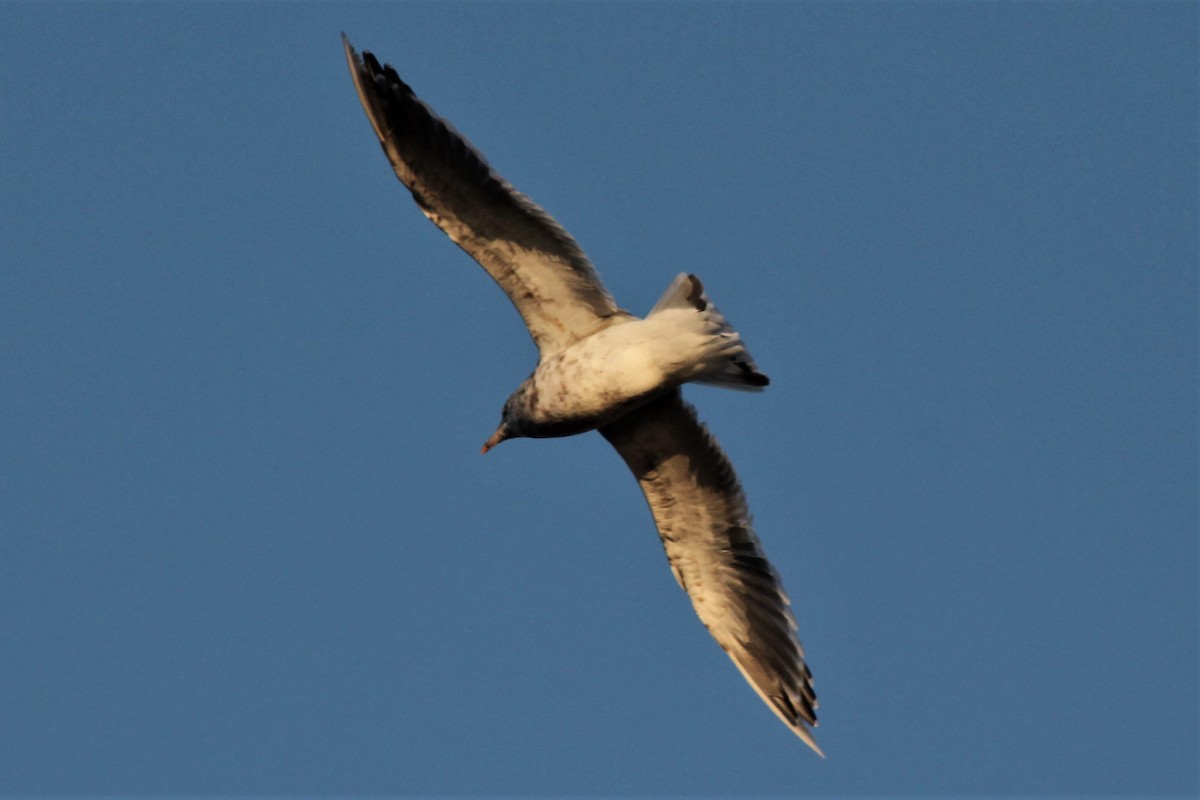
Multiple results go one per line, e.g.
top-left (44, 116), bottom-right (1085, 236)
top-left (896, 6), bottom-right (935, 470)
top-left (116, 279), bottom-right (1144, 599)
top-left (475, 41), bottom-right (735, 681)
top-left (494, 273), bottom-right (769, 444)
top-left (343, 36), bottom-right (822, 756)
top-left (502, 323), bottom-right (671, 440)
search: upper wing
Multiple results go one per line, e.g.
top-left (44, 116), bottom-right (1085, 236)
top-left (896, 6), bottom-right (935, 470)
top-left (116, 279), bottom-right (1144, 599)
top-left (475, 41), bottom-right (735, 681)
top-left (343, 36), bottom-right (631, 356)
top-left (600, 390), bottom-right (822, 755)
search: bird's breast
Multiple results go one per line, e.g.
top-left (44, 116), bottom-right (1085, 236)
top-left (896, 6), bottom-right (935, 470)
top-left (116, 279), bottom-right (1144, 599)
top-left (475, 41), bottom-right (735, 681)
top-left (522, 325), bottom-right (671, 437)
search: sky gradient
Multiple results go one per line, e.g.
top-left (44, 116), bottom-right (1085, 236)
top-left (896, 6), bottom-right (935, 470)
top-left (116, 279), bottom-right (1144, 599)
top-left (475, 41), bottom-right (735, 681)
top-left (2, 2), bottom-right (1196, 795)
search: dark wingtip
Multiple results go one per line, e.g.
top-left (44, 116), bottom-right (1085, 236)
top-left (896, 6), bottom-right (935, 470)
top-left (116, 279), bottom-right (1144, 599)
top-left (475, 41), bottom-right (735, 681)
top-left (341, 33), bottom-right (360, 66)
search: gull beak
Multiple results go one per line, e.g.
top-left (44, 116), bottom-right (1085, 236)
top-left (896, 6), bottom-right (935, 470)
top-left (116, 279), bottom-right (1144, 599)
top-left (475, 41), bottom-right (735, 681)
top-left (481, 423), bottom-right (508, 454)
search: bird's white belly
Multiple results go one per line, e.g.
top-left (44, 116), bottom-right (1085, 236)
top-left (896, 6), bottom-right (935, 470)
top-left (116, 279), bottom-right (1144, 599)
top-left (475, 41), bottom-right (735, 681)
top-left (524, 321), bottom-right (672, 435)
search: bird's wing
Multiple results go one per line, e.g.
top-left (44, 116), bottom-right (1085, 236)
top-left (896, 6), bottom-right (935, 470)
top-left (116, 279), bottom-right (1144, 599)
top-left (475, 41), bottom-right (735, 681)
top-left (600, 390), bottom-right (821, 755)
top-left (343, 36), bottom-right (631, 356)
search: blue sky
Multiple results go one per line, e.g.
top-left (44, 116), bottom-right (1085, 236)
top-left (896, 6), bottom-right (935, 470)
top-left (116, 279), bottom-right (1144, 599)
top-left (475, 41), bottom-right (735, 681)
top-left (1, 2), bottom-right (1195, 795)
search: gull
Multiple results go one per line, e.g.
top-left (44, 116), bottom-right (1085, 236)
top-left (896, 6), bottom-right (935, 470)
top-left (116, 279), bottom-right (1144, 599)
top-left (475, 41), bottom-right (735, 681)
top-left (343, 35), bottom-right (821, 756)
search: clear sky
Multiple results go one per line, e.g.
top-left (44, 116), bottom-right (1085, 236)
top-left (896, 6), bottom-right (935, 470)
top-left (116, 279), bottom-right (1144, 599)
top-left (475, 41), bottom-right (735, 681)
top-left (1, 2), bottom-right (1195, 795)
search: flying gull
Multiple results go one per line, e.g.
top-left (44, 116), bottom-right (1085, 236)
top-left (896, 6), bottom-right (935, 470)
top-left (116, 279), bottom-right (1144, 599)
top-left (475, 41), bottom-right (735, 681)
top-left (343, 35), bottom-right (821, 756)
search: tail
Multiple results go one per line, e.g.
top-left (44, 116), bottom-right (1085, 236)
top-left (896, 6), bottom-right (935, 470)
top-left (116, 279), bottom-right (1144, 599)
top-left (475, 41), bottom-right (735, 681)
top-left (648, 273), bottom-right (770, 391)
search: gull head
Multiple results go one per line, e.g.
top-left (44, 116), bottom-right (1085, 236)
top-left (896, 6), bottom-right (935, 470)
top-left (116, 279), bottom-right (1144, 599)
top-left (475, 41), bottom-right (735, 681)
top-left (480, 389), bottom-right (532, 454)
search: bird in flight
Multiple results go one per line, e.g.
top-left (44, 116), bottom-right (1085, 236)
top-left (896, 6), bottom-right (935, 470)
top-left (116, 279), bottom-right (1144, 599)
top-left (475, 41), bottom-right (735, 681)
top-left (343, 35), bottom-right (821, 756)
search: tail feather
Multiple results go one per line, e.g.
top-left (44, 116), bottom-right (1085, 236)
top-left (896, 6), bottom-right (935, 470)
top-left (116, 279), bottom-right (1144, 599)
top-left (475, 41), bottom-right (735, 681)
top-left (649, 274), bottom-right (770, 391)
top-left (650, 272), bottom-right (710, 315)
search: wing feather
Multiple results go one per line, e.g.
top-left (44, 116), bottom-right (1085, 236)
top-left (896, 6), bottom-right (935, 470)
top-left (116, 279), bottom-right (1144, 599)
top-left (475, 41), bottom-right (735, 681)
top-left (343, 36), bottom-right (631, 355)
top-left (600, 390), bottom-right (822, 755)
